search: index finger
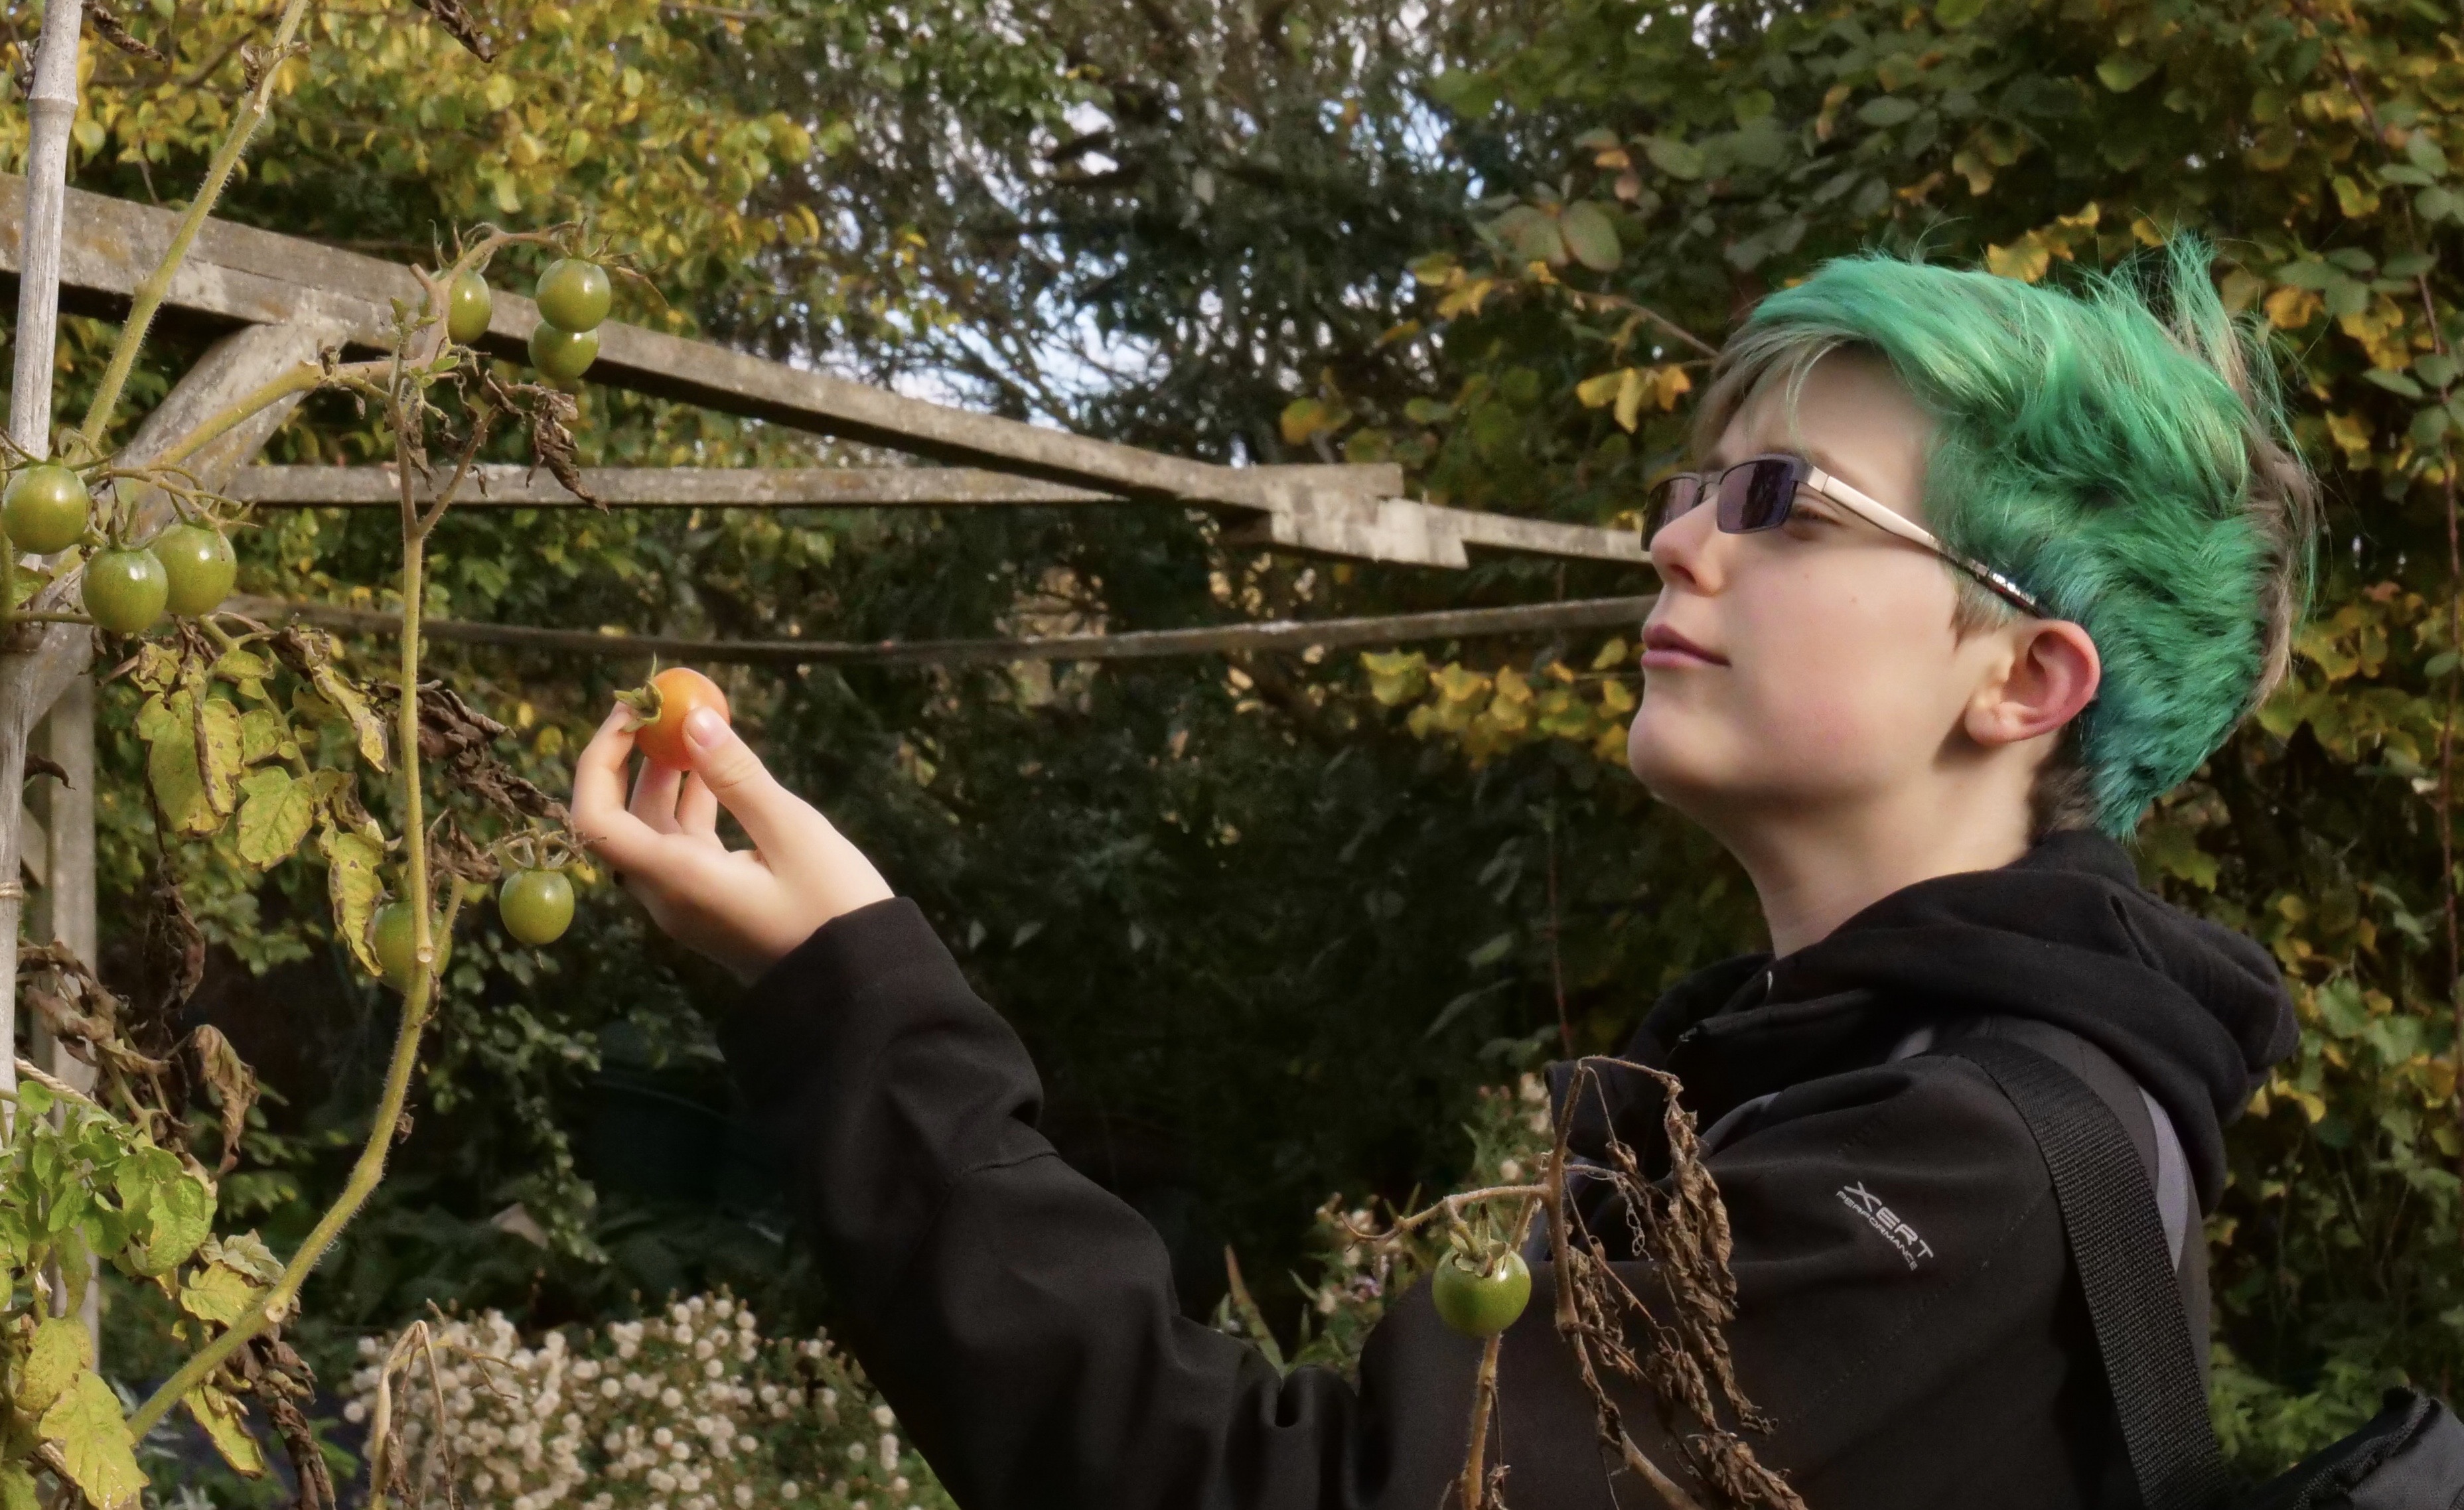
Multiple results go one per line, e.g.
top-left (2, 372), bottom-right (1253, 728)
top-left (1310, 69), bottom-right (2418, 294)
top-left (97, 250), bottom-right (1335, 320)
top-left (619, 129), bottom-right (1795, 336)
top-left (571, 703), bottom-right (672, 869)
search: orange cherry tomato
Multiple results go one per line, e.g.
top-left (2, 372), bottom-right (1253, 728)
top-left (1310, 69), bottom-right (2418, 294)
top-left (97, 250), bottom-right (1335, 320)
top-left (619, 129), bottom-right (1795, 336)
top-left (630, 667), bottom-right (729, 768)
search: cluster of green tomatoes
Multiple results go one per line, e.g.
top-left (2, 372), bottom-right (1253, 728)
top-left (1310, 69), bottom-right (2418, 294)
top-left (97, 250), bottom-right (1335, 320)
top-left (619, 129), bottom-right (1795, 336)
top-left (444, 257), bottom-right (615, 383)
top-left (368, 864), bottom-right (575, 991)
top-left (2, 464), bottom-right (236, 632)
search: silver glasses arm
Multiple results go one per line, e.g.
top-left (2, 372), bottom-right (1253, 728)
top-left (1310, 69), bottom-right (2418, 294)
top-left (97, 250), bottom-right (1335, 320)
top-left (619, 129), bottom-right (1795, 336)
top-left (1804, 466), bottom-right (2045, 616)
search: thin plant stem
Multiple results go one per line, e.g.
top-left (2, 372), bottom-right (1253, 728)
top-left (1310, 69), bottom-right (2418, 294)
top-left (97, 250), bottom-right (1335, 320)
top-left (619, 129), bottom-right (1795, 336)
top-left (75, 0), bottom-right (317, 452)
top-left (128, 504), bottom-right (455, 1440)
top-left (2442, 457), bottom-right (2463, 1155)
top-left (1457, 1333), bottom-right (1503, 1510)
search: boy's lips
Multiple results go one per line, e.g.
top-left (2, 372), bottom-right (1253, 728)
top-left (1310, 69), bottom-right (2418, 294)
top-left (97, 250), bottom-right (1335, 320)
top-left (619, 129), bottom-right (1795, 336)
top-left (1642, 624), bottom-right (1727, 667)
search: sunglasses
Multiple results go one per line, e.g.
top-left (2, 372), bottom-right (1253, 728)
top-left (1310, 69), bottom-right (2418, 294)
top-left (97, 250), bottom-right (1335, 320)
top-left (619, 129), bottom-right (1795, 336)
top-left (1646, 453), bottom-right (2045, 617)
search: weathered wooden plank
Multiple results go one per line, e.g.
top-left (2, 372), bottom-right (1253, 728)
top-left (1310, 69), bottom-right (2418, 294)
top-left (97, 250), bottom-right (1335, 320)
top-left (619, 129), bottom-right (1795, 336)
top-left (234, 465), bottom-right (1124, 508)
top-left (226, 466), bottom-right (1648, 563)
top-left (225, 592), bottom-right (1656, 667)
top-left (0, 174), bottom-right (1399, 512)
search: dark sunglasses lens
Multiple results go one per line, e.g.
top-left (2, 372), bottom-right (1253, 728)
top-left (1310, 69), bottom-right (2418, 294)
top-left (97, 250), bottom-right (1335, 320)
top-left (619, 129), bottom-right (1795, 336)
top-left (1645, 476), bottom-right (1705, 540)
top-left (1719, 458), bottom-right (1802, 532)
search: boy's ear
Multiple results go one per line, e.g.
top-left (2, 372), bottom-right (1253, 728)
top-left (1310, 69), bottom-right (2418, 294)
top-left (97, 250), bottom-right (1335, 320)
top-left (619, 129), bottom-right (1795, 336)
top-left (1966, 620), bottom-right (2101, 750)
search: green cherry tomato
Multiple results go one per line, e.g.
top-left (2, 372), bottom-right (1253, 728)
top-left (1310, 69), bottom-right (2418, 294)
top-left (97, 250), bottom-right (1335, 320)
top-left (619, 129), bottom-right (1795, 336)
top-left (81, 547), bottom-right (168, 634)
top-left (534, 259), bottom-right (613, 332)
top-left (498, 868), bottom-right (575, 947)
top-left (3, 464), bottom-right (91, 555)
top-left (447, 270), bottom-right (494, 344)
top-left (371, 900), bottom-right (420, 987)
top-left (1430, 1249), bottom-right (1532, 1339)
top-left (153, 523), bottom-right (238, 617)
top-left (529, 322), bottom-right (600, 383)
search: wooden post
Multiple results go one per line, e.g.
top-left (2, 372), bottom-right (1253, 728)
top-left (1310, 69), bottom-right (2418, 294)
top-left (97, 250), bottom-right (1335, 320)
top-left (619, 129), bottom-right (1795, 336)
top-left (0, 0), bottom-right (90, 1119)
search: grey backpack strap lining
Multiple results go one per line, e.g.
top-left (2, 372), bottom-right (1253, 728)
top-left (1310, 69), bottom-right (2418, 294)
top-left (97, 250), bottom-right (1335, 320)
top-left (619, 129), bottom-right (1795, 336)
top-left (1892, 1019), bottom-right (2194, 1270)
top-left (1938, 1036), bottom-right (2234, 1510)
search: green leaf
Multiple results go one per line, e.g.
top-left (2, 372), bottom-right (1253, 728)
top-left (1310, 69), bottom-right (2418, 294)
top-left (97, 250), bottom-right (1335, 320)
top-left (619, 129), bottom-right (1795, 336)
top-left (2419, 352), bottom-right (2462, 390)
top-left (184, 1383), bottom-right (266, 1477)
top-left (18, 1316), bottom-right (92, 1418)
top-left (1559, 201), bottom-right (1621, 271)
top-left (1642, 135), bottom-right (1704, 180)
top-left (177, 1261), bottom-right (264, 1327)
top-left (2096, 54), bottom-right (2157, 92)
top-left (2407, 129), bottom-right (2451, 179)
top-left (234, 768), bottom-right (315, 871)
top-left (2363, 368), bottom-right (2426, 399)
top-left (0, 1464), bottom-right (40, 1510)
top-left (39, 1371), bottom-right (144, 1510)
top-left (1856, 96), bottom-right (1920, 128)
top-left (1490, 206), bottom-right (1565, 265)
top-left (319, 825), bottom-right (387, 977)
top-left (131, 1170), bottom-right (213, 1276)
top-left (1934, 0), bottom-right (1988, 25)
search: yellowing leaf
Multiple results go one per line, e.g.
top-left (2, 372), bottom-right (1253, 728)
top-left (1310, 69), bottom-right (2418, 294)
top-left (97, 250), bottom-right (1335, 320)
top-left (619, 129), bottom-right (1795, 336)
top-left (320, 825), bottom-right (387, 977)
top-left (198, 1232), bottom-right (285, 1284)
top-left (2264, 285), bottom-right (2322, 330)
top-left (184, 1383), bottom-right (266, 1477)
top-left (18, 1316), bottom-right (93, 1418)
top-left (1590, 638), bottom-right (1630, 670)
top-left (1574, 369), bottom-right (1629, 409)
top-left (39, 1371), bottom-right (143, 1510)
top-left (194, 695), bottom-right (245, 819)
top-left (145, 692), bottom-right (218, 839)
top-left (178, 1261), bottom-right (265, 1327)
top-left (1613, 366), bottom-right (1648, 432)
top-left (1986, 239), bottom-right (2051, 284)
top-left (235, 768), bottom-right (314, 870)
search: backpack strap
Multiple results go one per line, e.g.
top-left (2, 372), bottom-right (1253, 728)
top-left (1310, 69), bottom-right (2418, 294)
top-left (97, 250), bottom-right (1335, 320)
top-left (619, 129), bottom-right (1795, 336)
top-left (1940, 1036), bottom-right (2234, 1510)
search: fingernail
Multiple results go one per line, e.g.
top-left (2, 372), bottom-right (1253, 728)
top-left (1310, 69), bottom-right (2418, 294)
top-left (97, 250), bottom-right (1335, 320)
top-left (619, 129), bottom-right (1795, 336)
top-left (686, 708), bottom-right (728, 748)
top-left (601, 702), bottom-right (632, 730)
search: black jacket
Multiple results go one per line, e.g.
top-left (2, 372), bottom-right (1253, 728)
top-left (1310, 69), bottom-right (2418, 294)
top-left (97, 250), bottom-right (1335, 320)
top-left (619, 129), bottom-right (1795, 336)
top-left (720, 831), bottom-right (2295, 1509)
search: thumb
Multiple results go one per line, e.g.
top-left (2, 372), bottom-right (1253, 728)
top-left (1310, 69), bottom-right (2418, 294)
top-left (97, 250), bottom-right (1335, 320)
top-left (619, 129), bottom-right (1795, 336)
top-left (682, 708), bottom-right (806, 850)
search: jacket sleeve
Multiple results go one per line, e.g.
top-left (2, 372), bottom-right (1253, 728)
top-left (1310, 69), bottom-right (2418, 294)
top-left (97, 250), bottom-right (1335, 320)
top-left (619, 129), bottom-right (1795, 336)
top-left (717, 899), bottom-right (1396, 1510)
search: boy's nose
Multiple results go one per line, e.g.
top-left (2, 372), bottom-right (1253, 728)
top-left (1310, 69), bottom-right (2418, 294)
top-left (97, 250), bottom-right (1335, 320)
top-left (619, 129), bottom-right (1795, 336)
top-left (1648, 504), bottom-right (1728, 596)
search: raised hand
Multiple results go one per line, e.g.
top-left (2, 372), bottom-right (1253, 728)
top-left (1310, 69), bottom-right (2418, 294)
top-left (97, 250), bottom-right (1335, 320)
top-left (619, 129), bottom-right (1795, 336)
top-left (570, 701), bottom-right (893, 983)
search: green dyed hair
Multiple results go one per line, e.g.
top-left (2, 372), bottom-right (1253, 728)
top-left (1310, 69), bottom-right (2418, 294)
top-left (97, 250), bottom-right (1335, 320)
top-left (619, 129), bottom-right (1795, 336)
top-left (1693, 239), bottom-right (2319, 837)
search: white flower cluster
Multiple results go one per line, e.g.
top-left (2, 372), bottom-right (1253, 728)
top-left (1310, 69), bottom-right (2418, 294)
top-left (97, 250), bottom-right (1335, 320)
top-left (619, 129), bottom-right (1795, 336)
top-left (342, 1294), bottom-right (947, 1510)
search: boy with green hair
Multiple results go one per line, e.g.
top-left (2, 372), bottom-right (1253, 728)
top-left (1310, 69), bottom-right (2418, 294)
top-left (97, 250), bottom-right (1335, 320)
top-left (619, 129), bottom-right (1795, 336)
top-left (570, 239), bottom-right (2315, 1508)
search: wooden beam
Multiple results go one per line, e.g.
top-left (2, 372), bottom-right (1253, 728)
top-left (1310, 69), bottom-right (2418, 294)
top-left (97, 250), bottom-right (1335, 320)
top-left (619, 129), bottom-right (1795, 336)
top-left (234, 465), bottom-right (1123, 508)
top-left (0, 174), bottom-right (1392, 512)
top-left (224, 593), bottom-right (1656, 667)
top-left (226, 465), bottom-right (1649, 565)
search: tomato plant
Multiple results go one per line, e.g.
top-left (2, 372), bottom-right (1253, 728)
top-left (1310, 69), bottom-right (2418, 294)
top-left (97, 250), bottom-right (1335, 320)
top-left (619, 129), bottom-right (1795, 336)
top-left (153, 522), bottom-right (237, 617)
top-left (535, 258), bottom-right (612, 332)
top-left (0, 0), bottom-right (620, 1496)
top-left (2, 463), bottom-right (89, 555)
top-left (498, 868), bottom-right (576, 946)
top-left (622, 666), bottom-right (731, 768)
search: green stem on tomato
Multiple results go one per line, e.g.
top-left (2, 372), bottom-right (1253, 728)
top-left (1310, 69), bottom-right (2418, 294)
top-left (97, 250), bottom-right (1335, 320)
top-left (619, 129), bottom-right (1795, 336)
top-left (75, 0), bottom-right (317, 452)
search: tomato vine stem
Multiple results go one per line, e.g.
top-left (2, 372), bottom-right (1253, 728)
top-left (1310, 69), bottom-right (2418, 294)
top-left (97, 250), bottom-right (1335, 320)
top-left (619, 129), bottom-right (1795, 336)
top-left (75, 0), bottom-right (317, 453)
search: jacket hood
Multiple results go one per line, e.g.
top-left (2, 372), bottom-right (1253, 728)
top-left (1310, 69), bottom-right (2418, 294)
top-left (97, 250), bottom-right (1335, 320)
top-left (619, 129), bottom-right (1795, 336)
top-left (1633, 831), bottom-right (2296, 1208)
